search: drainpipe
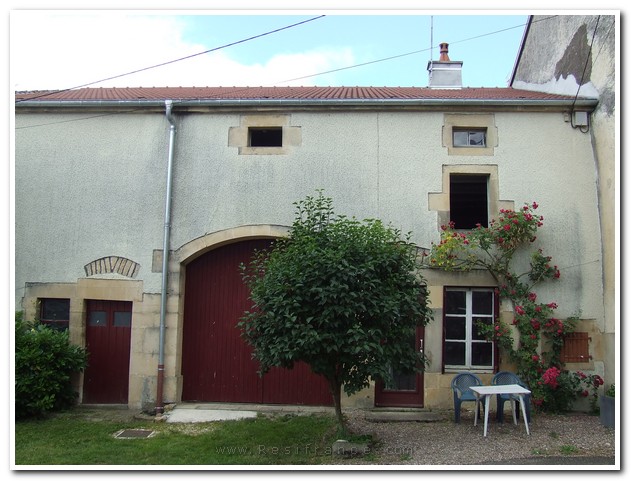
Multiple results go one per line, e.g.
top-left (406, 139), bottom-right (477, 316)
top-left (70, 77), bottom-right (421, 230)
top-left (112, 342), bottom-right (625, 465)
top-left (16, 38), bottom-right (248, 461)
top-left (156, 100), bottom-right (176, 415)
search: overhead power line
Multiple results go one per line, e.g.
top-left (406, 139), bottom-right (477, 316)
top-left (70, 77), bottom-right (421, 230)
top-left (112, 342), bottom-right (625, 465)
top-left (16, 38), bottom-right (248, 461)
top-left (277, 17), bottom-right (548, 85)
top-left (16, 15), bottom-right (326, 103)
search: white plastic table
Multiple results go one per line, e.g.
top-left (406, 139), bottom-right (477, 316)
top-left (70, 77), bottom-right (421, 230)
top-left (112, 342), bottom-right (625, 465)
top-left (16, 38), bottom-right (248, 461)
top-left (469, 384), bottom-right (531, 437)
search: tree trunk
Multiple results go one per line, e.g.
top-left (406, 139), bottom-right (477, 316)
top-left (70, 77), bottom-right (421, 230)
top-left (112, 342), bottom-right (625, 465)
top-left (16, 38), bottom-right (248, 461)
top-left (326, 376), bottom-right (344, 430)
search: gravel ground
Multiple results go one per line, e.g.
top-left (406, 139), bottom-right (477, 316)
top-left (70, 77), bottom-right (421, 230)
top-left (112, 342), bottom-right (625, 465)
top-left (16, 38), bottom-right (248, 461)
top-left (71, 405), bottom-right (617, 467)
top-left (331, 408), bottom-right (617, 467)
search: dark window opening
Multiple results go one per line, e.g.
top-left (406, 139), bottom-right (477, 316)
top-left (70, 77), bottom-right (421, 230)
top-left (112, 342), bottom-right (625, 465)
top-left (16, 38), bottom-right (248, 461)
top-left (453, 128), bottom-right (487, 147)
top-left (40, 298), bottom-right (70, 331)
top-left (248, 127), bottom-right (282, 147)
top-left (450, 174), bottom-right (489, 229)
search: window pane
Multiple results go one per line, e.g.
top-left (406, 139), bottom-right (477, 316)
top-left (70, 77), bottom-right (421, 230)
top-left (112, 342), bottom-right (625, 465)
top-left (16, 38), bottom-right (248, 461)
top-left (41, 320), bottom-right (69, 331)
top-left (445, 316), bottom-right (466, 340)
top-left (468, 131), bottom-right (486, 146)
top-left (387, 368), bottom-right (417, 391)
top-left (471, 342), bottom-right (493, 367)
top-left (114, 311), bottom-right (132, 327)
top-left (472, 317), bottom-right (493, 340)
top-left (445, 291), bottom-right (466, 314)
top-left (472, 291), bottom-right (493, 315)
top-left (453, 130), bottom-right (469, 147)
top-left (444, 342), bottom-right (465, 366)
top-left (89, 311), bottom-right (107, 327)
top-left (41, 298), bottom-right (70, 321)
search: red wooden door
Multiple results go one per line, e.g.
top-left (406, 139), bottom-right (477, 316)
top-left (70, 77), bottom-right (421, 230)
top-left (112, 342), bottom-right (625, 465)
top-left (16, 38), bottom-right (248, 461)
top-left (181, 239), bottom-right (332, 405)
top-left (83, 300), bottom-right (132, 404)
top-left (374, 327), bottom-right (425, 407)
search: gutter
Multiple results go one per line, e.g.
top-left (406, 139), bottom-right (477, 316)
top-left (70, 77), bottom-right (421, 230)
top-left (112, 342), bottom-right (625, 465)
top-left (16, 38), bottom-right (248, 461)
top-left (14, 97), bottom-right (599, 111)
top-left (156, 99), bottom-right (176, 415)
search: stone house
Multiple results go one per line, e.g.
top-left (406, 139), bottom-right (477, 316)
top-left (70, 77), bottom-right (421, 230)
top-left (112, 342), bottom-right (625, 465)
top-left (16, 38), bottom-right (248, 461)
top-left (14, 38), bottom-right (611, 412)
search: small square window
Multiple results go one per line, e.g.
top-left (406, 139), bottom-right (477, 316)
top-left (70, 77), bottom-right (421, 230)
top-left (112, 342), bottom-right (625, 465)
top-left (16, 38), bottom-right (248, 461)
top-left (114, 311), bottom-right (132, 327)
top-left (248, 127), bottom-right (282, 147)
top-left (453, 129), bottom-right (486, 147)
top-left (89, 311), bottom-right (107, 327)
top-left (450, 174), bottom-right (489, 229)
top-left (40, 298), bottom-right (70, 331)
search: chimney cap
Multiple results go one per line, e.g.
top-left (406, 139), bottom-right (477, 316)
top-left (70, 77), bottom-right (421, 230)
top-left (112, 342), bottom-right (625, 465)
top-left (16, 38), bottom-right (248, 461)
top-left (439, 42), bottom-right (450, 61)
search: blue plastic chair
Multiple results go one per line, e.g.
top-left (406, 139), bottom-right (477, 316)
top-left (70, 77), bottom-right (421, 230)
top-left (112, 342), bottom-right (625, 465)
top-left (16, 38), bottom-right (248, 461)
top-left (491, 371), bottom-right (531, 423)
top-left (451, 372), bottom-right (485, 423)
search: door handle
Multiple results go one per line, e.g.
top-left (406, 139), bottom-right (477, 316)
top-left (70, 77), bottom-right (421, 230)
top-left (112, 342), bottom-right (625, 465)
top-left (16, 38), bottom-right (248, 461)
top-left (419, 339), bottom-right (424, 353)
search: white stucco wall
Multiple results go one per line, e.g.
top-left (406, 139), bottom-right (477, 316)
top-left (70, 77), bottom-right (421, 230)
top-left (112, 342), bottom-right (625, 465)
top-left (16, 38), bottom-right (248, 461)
top-left (511, 13), bottom-right (617, 386)
top-left (16, 105), bottom-right (607, 409)
top-left (16, 107), bottom-right (603, 325)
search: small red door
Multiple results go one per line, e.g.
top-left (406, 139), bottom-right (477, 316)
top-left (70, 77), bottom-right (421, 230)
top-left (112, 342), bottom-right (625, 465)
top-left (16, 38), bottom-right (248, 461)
top-left (374, 327), bottom-right (425, 407)
top-left (83, 300), bottom-right (132, 404)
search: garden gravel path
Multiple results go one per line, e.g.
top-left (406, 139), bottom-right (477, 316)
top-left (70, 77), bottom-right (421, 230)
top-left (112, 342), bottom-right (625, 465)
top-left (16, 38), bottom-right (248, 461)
top-left (331, 409), bottom-right (616, 466)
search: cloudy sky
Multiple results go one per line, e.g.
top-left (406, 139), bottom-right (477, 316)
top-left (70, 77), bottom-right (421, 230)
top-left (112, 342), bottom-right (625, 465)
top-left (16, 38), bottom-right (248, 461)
top-left (10, 10), bottom-right (532, 91)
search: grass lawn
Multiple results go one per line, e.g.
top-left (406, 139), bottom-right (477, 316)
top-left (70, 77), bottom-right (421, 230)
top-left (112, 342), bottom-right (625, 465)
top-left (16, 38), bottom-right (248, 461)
top-left (14, 410), bottom-right (343, 466)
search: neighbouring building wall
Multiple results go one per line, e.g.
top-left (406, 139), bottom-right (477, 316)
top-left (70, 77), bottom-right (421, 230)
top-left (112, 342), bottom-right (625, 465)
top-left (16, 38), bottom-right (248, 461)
top-left (511, 14), bottom-right (617, 388)
top-left (15, 105), bottom-right (604, 409)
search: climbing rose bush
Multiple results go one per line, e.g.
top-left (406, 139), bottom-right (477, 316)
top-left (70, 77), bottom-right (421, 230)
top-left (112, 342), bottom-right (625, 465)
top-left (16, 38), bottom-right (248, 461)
top-left (427, 202), bottom-right (599, 413)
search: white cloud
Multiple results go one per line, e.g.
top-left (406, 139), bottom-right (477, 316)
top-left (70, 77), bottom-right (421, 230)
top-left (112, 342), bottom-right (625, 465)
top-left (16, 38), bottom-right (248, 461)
top-left (10, 12), bottom-right (356, 90)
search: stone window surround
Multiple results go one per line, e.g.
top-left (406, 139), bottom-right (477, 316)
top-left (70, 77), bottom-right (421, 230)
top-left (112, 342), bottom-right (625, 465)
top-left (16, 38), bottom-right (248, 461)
top-left (443, 113), bottom-right (498, 156)
top-left (428, 164), bottom-right (514, 231)
top-left (228, 114), bottom-right (302, 155)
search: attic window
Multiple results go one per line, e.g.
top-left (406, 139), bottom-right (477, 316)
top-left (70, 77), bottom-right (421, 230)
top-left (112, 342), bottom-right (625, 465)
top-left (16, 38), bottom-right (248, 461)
top-left (453, 128), bottom-right (487, 147)
top-left (248, 127), bottom-right (282, 147)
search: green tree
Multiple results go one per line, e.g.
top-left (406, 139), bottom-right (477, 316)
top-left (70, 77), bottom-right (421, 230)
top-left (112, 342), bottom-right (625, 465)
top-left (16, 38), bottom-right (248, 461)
top-left (15, 313), bottom-right (88, 419)
top-left (239, 192), bottom-right (432, 428)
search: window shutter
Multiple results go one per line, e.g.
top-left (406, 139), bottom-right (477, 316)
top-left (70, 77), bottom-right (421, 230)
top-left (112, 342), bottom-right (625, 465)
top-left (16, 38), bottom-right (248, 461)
top-left (560, 332), bottom-right (591, 363)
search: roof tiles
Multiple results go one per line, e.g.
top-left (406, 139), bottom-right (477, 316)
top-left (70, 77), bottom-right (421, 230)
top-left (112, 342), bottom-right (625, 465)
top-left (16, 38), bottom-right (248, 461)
top-left (15, 86), bottom-right (582, 102)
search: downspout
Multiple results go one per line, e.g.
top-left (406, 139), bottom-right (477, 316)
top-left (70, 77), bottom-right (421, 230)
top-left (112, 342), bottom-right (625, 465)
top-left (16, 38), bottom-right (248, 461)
top-left (156, 100), bottom-right (176, 415)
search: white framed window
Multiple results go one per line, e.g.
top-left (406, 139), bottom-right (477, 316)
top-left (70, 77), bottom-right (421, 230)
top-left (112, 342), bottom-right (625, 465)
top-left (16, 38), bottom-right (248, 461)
top-left (443, 287), bottom-right (496, 371)
top-left (453, 128), bottom-right (487, 147)
top-left (442, 113), bottom-right (496, 156)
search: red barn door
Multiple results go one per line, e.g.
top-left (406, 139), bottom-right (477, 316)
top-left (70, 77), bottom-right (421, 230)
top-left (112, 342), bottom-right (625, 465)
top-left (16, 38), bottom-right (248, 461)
top-left (181, 239), bottom-right (332, 405)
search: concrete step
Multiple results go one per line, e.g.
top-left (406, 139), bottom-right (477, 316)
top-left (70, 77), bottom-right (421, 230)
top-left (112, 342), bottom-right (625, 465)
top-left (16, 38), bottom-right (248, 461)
top-left (364, 410), bottom-right (445, 422)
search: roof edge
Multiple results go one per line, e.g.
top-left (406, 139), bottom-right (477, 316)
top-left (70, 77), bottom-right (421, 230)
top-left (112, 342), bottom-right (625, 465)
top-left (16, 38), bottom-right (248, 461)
top-left (15, 97), bottom-right (599, 110)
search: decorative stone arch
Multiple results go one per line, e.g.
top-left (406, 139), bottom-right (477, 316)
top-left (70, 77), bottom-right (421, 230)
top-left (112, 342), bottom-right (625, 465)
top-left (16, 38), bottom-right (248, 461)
top-left (84, 256), bottom-right (140, 278)
top-left (174, 224), bottom-right (290, 266)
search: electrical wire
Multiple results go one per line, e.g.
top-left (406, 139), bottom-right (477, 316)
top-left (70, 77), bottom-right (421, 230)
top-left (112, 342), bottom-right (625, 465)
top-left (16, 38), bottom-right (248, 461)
top-left (15, 15), bottom-right (557, 131)
top-left (276, 17), bottom-right (538, 85)
top-left (15, 15), bottom-right (326, 103)
top-left (571, 15), bottom-right (600, 133)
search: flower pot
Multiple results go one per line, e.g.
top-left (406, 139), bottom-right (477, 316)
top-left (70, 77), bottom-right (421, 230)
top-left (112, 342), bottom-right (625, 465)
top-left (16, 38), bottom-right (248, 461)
top-left (599, 395), bottom-right (615, 428)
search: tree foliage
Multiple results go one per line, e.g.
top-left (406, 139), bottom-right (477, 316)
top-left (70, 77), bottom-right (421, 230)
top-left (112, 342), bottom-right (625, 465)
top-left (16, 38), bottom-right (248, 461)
top-left (15, 313), bottom-right (88, 419)
top-left (239, 192), bottom-right (432, 426)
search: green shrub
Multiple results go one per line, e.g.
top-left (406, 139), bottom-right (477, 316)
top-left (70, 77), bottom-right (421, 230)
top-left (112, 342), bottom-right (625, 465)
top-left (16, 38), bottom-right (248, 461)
top-left (15, 314), bottom-right (88, 419)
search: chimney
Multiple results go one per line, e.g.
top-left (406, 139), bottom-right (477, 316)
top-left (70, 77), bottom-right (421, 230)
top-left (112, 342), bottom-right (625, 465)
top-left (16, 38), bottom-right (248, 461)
top-left (427, 42), bottom-right (463, 89)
